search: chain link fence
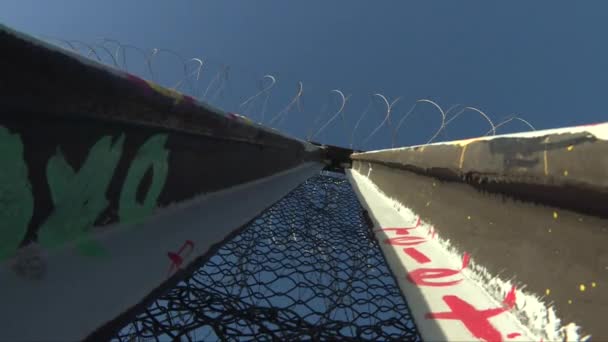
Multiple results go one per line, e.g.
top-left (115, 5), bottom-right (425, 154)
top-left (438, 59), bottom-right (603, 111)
top-left (112, 172), bottom-right (421, 341)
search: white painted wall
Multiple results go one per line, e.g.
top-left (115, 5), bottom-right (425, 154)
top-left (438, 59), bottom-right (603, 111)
top-left (347, 169), bottom-right (588, 342)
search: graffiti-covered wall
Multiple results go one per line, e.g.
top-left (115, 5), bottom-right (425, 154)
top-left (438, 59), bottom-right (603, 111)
top-left (0, 25), bottom-right (322, 340)
top-left (350, 124), bottom-right (608, 341)
top-left (0, 116), bottom-right (318, 263)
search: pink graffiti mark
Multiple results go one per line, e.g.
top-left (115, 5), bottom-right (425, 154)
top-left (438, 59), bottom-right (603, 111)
top-left (377, 227), bottom-right (417, 235)
top-left (407, 252), bottom-right (470, 287)
top-left (180, 95), bottom-right (195, 107)
top-left (427, 226), bottom-right (436, 239)
top-left (425, 287), bottom-right (517, 342)
top-left (503, 287), bottom-right (517, 308)
top-left (126, 74), bottom-right (154, 96)
top-left (403, 247), bottom-right (431, 264)
top-left (384, 235), bottom-right (427, 246)
top-left (167, 240), bottom-right (195, 276)
top-left (507, 332), bottom-right (522, 339)
top-left (582, 122), bottom-right (602, 127)
top-left (374, 217), bottom-right (420, 235)
top-left (227, 112), bottom-right (242, 119)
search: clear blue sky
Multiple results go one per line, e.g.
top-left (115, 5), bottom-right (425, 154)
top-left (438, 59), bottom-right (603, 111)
top-left (2, 1), bottom-right (607, 150)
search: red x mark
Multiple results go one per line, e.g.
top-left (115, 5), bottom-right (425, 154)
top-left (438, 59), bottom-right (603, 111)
top-left (426, 287), bottom-right (517, 342)
top-left (167, 240), bottom-right (195, 276)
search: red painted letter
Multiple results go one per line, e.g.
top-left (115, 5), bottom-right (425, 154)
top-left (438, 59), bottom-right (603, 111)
top-left (407, 253), bottom-right (470, 287)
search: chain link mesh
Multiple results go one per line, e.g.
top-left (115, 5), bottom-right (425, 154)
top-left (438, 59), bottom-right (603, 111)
top-left (112, 172), bottom-right (421, 341)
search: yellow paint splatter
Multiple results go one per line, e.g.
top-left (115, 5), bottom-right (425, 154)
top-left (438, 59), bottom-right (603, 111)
top-left (553, 212), bottom-right (558, 219)
top-left (146, 81), bottom-right (184, 105)
top-left (567, 145), bottom-right (574, 151)
top-left (568, 299), bottom-right (573, 304)
top-left (580, 284), bottom-right (586, 292)
top-left (563, 170), bottom-right (569, 176)
top-left (592, 282), bottom-right (597, 288)
top-left (545, 288), bottom-right (551, 296)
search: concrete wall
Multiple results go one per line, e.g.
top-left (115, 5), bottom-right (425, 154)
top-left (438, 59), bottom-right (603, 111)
top-left (350, 124), bottom-right (608, 341)
top-left (0, 25), bottom-right (322, 340)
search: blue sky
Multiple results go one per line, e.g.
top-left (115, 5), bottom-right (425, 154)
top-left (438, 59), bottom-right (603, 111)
top-left (2, 1), bottom-right (607, 150)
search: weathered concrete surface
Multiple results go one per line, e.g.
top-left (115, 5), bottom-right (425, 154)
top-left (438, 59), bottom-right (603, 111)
top-left (351, 124), bottom-right (608, 340)
top-left (348, 169), bottom-right (541, 342)
top-left (353, 123), bottom-right (608, 218)
top-left (0, 25), bottom-right (323, 340)
top-left (0, 25), bottom-right (322, 253)
top-left (0, 162), bottom-right (322, 341)
top-left (0, 115), bottom-right (318, 248)
top-left (0, 24), bottom-right (315, 150)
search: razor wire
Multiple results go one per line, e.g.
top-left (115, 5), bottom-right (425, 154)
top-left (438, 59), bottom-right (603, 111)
top-left (40, 36), bottom-right (536, 151)
top-left (111, 173), bottom-right (421, 341)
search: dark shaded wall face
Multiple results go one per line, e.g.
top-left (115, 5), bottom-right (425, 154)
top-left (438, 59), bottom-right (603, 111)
top-left (1, 2), bottom-right (607, 150)
top-left (0, 28), bottom-right (317, 263)
top-left (0, 117), bottom-right (310, 262)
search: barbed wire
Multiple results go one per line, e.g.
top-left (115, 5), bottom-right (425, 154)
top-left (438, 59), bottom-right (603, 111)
top-left (39, 36), bottom-right (536, 150)
top-left (34, 34), bottom-right (544, 340)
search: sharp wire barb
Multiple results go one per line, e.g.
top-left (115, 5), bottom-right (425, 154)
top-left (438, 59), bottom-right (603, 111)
top-left (51, 38), bottom-right (541, 151)
top-left (311, 89), bottom-right (348, 140)
top-left (361, 94), bottom-right (401, 148)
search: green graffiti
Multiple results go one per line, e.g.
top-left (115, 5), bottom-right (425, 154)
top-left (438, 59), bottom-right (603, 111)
top-left (0, 130), bottom-right (170, 260)
top-left (0, 127), bottom-right (34, 260)
top-left (38, 135), bottom-right (125, 255)
top-left (119, 134), bottom-right (169, 224)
